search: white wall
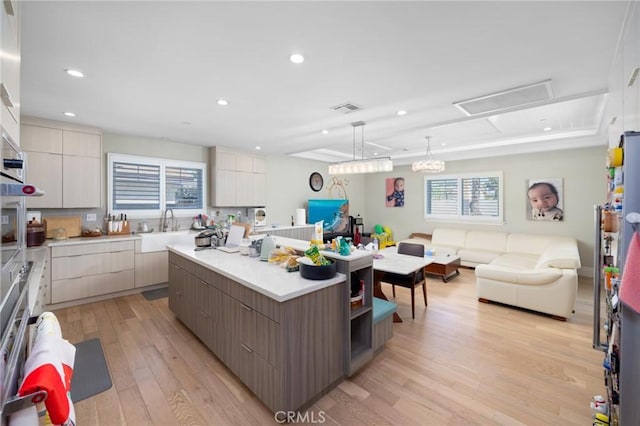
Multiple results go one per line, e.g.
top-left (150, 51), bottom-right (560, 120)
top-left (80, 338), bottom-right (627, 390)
top-left (103, 133), bottom-right (367, 229)
top-left (362, 146), bottom-right (606, 272)
top-left (264, 155), bottom-right (367, 228)
top-left (104, 133), bottom-right (207, 162)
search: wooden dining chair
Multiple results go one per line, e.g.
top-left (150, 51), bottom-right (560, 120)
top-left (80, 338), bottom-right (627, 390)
top-left (380, 242), bottom-right (427, 318)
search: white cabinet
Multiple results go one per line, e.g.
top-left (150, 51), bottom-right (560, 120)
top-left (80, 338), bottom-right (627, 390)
top-left (24, 151), bottom-right (63, 208)
top-left (0, 0), bottom-right (20, 145)
top-left (21, 119), bottom-right (102, 208)
top-left (209, 146), bottom-right (266, 207)
top-left (50, 240), bottom-right (135, 304)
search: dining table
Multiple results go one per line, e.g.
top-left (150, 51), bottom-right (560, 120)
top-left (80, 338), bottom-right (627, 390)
top-left (372, 246), bottom-right (433, 323)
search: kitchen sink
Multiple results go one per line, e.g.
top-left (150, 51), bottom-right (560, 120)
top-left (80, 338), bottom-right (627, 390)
top-left (138, 229), bottom-right (196, 252)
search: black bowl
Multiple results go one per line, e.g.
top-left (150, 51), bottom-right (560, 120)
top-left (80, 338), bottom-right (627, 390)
top-left (299, 261), bottom-right (337, 280)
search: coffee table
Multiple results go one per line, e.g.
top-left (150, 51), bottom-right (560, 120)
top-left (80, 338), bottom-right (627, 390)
top-left (424, 255), bottom-right (461, 282)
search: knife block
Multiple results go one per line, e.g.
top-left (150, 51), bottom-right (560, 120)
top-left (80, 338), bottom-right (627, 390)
top-left (106, 221), bottom-right (131, 235)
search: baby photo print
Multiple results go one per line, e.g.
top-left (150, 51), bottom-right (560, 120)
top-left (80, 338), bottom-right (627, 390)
top-left (526, 178), bottom-right (564, 221)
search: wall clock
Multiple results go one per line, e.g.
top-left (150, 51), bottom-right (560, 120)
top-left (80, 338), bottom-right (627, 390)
top-left (309, 172), bottom-right (324, 192)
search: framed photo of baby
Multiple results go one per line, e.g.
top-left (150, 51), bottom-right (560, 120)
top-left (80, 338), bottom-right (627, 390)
top-left (385, 177), bottom-right (405, 207)
top-left (526, 178), bottom-right (564, 221)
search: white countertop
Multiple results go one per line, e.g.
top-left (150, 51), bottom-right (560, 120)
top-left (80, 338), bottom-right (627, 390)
top-left (168, 243), bottom-right (348, 302)
top-left (273, 236), bottom-right (374, 262)
top-left (44, 234), bottom-right (139, 246)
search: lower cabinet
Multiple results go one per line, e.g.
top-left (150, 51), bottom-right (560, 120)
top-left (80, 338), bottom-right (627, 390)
top-left (50, 240), bottom-right (135, 304)
top-left (134, 250), bottom-right (168, 287)
top-left (168, 252), bottom-right (343, 413)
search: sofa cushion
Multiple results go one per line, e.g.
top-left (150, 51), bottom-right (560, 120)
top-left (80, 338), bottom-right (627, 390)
top-left (457, 248), bottom-right (502, 265)
top-left (507, 233), bottom-right (559, 255)
top-left (465, 230), bottom-right (507, 252)
top-left (490, 253), bottom-right (538, 269)
top-left (476, 263), bottom-right (563, 285)
top-left (431, 228), bottom-right (467, 249)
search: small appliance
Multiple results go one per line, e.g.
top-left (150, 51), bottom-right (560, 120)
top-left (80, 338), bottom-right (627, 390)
top-left (254, 208), bottom-right (267, 227)
top-left (259, 234), bottom-right (276, 261)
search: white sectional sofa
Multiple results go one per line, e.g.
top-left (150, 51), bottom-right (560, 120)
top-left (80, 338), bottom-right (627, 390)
top-left (403, 228), bottom-right (581, 320)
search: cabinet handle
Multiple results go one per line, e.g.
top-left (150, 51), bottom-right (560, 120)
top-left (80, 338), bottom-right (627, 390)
top-left (175, 291), bottom-right (182, 296)
top-left (241, 343), bottom-right (253, 353)
top-left (200, 311), bottom-right (209, 318)
top-left (240, 303), bottom-right (252, 312)
top-left (200, 280), bottom-right (208, 286)
top-left (3, 0), bottom-right (15, 16)
top-left (0, 83), bottom-right (15, 108)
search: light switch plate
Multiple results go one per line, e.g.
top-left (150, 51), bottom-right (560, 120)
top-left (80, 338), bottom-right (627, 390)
top-left (86, 213), bottom-right (97, 222)
top-left (1, 215), bottom-right (8, 225)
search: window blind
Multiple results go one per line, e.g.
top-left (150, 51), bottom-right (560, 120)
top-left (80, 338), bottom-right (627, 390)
top-left (423, 172), bottom-right (503, 222)
top-left (112, 162), bottom-right (161, 209)
top-left (165, 166), bottom-right (203, 209)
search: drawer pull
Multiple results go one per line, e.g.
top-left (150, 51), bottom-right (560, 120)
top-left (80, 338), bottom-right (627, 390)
top-left (175, 291), bottom-right (182, 296)
top-left (200, 311), bottom-right (209, 318)
top-left (240, 303), bottom-right (252, 312)
top-left (200, 280), bottom-right (208, 286)
top-left (241, 343), bottom-right (253, 353)
top-left (0, 83), bottom-right (14, 107)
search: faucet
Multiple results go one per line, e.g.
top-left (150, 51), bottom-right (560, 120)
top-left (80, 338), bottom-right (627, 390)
top-left (161, 208), bottom-right (176, 232)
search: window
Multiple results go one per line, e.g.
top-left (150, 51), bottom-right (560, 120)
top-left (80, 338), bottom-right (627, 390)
top-left (108, 153), bottom-right (207, 218)
top-left (423, 171), bottom-right (503, 222)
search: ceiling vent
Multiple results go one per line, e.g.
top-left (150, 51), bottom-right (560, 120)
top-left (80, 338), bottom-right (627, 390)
top-left (330, 102), bottom-right (362, 114)
top-left (454, 80), bottom-right (554, 116)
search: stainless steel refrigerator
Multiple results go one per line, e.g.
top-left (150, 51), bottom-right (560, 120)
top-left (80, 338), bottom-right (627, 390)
top-left (593, 131), bottom-right (640, 425)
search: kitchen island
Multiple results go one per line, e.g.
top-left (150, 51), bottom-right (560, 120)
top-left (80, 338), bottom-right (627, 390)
top-left (167, 240), bottom-right (374, 413)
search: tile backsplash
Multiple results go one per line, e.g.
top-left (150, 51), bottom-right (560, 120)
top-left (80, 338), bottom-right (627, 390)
top-left (29, 207), bottom-right (257, 234)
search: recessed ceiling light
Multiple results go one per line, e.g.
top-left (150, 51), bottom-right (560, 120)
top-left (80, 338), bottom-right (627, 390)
top-left (543, 127), bottom-right (552, 131)
top-left (441, 142), bottom-right (447, 146)
top-left (65, 69), bottom-right (84, 78)
top-left (63, 112), bottom-right (76, 117)
top-left (321, 129), bottom-right (329, 134)
top-left (397, 110), bottom-right (407, 116)
top-left (255, 146), bottom-right (261, 150)
top-left (290, 53), bottom-right (304, 64)
top-left (217, 99), bottom-right (228, 106)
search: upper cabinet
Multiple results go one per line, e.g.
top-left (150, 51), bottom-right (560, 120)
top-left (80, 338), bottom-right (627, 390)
top-left (209, 146), bottom-right (265, 207)
top-left (1, 0), bottom-right (21, 145)
top-left (21, 118), bottom-right (102, 208)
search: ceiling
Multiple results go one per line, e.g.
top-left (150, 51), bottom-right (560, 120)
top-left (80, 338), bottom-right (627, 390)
top-left (19, 1), bottom-right (630, 166)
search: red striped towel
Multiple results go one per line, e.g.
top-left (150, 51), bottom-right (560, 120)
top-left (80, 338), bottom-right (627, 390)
top-left (620, 232), bottom-right (640, 314)
top-left (18, 313), bottom-right (76, 425)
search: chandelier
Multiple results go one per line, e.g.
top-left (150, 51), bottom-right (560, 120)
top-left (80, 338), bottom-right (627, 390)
top-left (412, 136), bottom-right (445, 173)
top-left (328, 122), bottom-right (393, 175)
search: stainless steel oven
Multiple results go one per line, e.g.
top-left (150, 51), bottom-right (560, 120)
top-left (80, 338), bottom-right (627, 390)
top-left (0, 130), bottom-right (43, 327)
top-left (1, 132), bottom-right (25, 301)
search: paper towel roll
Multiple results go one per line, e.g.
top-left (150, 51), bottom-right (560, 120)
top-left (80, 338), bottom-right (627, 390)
top-left (295, 209), bottom-right (306, 226)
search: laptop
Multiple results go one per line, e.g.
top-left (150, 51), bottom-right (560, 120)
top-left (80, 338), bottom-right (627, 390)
top-left (217, 224), bottom-right (244, 253)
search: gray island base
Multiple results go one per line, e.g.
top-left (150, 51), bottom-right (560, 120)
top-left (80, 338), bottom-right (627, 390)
top-left (167, 239), bottom-right (376, 413)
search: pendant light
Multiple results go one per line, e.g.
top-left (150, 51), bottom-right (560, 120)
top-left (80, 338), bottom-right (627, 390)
top-left (412, 136), bottom-right (445, 173)
top-left (328, 122), bottom-right (393, 175)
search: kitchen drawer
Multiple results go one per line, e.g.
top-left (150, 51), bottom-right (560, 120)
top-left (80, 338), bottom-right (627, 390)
top-left (51, 240), bottom-right (134, 257)
top-left (168, 251), bottom-right (197, 275)
top-left (51, 270), bottom-right (134, 303)
top-left (52, 250), bottom-right (134, 280)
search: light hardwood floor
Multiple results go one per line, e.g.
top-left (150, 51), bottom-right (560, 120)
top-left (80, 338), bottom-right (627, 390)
top-left (53, 269), bottom-right (604, 425)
